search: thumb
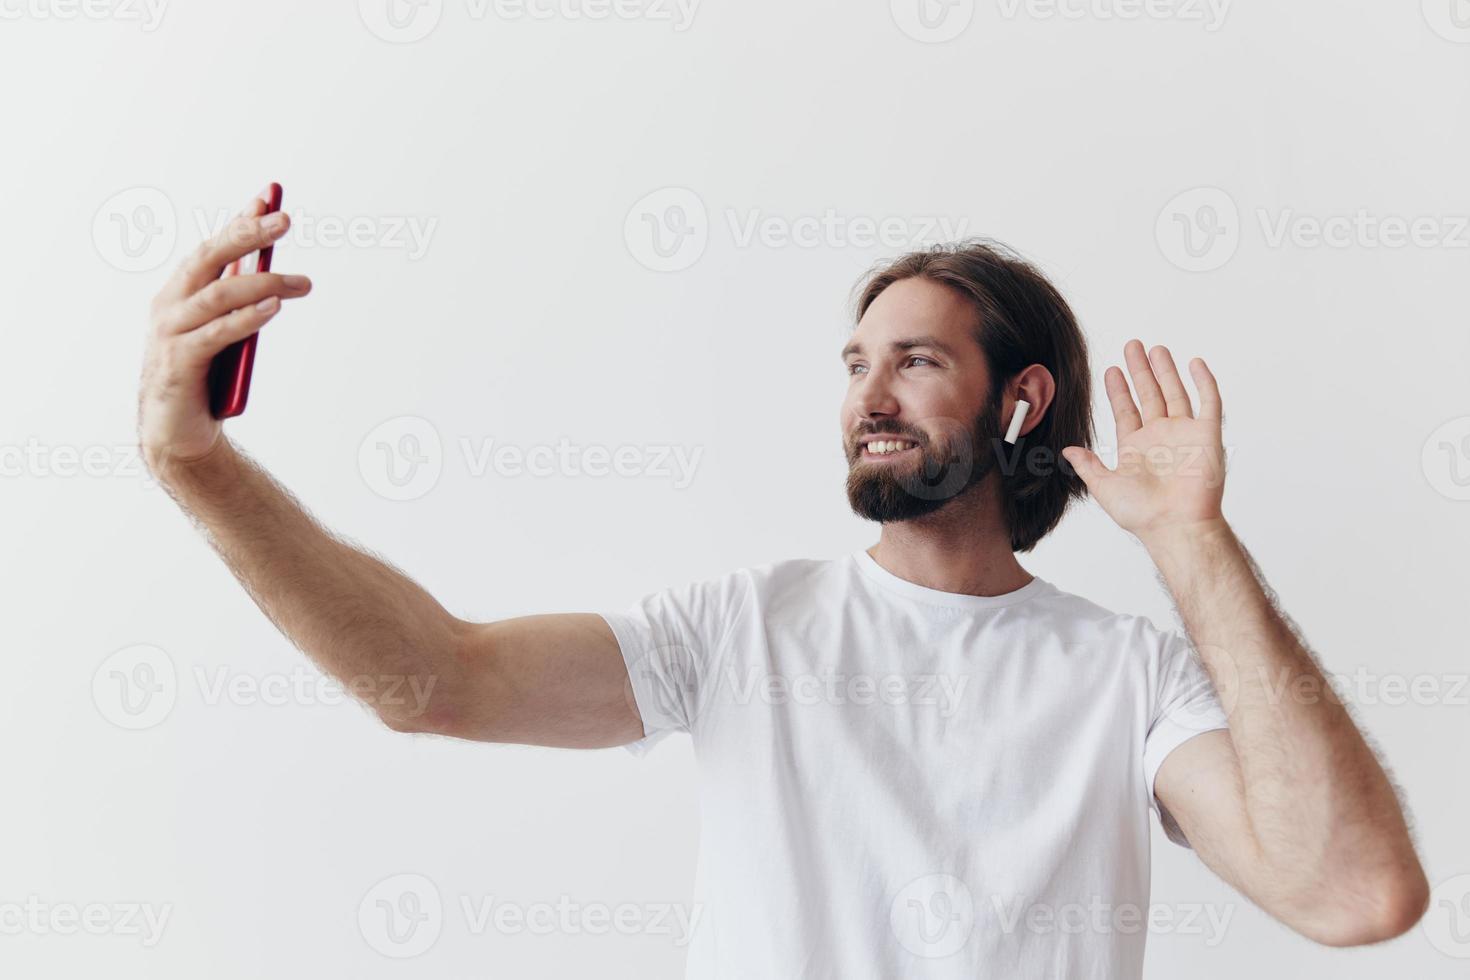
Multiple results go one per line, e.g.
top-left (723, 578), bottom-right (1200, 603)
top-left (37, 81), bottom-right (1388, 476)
top-left (1061, 446), bottom-right (1108, 490)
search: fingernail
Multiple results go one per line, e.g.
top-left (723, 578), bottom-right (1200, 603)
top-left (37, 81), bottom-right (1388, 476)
top-left (256, 296), bottom-right (280, 313)
top-left (262, 212), bottom-right (287, 233)
top-left (281, 274), bottom-right (310, 290)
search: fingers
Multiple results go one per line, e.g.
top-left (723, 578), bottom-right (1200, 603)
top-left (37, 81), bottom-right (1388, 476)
top-left (1061, 446), bottom-right (1110, 491)
top-left (166, 200), bottom-right (290, 301)
top-left (177, 295), bottom-right (285, 366)
top-left (1104, 365), bottom-right (1143, 438)
top-left (159, 272), bottom-right (311, 334)
top-left (1123, 339), bottom-right (1167, 422)
top-left (1191, 357), bottom-right (1223, 422)
top-left (1147, 344), bottom-right (1194, 419)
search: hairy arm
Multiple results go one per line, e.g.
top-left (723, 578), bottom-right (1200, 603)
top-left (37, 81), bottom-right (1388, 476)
top-left (139, 191), bottom-right (643, 747)
top-left (1147, 521), bottom-right (1428, 946)
top-left (1063, 339), bottom-right (1428, 947)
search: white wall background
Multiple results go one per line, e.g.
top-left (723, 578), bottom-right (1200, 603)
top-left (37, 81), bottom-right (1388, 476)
top-left (2, 0), bottom-right (1467, 976)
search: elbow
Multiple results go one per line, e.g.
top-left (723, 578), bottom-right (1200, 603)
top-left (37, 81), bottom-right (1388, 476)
top-left (374, 678), bottom-right (460, 736)
top-left (1302, 867), bottom-right (1431, 947)
top-left (375, 621), bottom-right (474, 737)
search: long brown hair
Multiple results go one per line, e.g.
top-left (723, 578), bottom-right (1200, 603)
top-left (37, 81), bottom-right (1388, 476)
top-left (851, 238), bottom-right (1095, 553)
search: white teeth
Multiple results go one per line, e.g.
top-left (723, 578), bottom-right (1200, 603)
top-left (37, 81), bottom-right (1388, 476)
top-left (868, 440), bottom-right (915, 455)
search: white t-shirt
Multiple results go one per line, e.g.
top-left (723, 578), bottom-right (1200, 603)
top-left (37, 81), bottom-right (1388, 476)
top-left (599, 549), bottom-right (1229, 980)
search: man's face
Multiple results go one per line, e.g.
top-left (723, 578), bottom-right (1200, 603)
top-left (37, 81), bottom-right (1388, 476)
top-left (840, 277), bottom-right (1003, 522)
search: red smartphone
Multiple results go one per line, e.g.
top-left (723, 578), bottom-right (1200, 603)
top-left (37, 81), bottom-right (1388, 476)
top-left (208, 182), bottom-right (283, 418)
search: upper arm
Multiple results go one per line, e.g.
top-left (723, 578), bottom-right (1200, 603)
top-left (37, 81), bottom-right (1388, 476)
top-left (1154, 729), bottom-right (1260, 893)
top-left (421, 613), bottom-right (645, 749)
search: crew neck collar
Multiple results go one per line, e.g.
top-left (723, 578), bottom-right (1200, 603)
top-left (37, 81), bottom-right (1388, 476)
top-left (852, 548), bottom-right (1052, 610)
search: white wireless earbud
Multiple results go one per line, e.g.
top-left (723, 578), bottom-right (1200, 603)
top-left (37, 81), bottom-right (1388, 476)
top-left (1003, 400), bottom-right (1031, 445)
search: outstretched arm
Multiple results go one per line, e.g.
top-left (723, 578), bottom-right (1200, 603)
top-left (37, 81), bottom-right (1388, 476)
top-left (139, 191), bottom-right (642, 747)
top-left (1062, 340), bottom-right (1429, 947)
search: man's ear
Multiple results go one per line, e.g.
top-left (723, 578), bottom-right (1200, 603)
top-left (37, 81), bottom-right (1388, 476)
top-left (1005, 364), bottom-right (1057, 438)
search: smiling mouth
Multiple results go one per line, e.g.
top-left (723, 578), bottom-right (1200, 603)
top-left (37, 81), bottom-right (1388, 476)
top-left (860, 438), bottom-right (921, 460)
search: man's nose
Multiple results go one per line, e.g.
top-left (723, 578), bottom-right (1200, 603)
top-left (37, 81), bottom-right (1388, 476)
top-left (852, 371), bottom-right (899, 420)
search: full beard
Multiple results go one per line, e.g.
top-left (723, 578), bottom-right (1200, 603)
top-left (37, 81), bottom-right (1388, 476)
top-left (844, 392), bottom-right (1004, 524)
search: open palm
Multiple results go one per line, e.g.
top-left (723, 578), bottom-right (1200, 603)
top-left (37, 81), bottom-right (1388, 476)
top-left (1062, 340), bottom-right (1226, 542)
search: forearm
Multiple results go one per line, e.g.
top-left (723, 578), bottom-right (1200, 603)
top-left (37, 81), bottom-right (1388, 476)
top-left (151, 436), bottom-right (460, 730)
top-left (1143, 519), bottom-right (1427, 922)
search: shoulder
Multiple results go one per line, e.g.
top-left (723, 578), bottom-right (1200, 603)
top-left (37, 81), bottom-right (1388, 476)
top-left (1032, 580), bottom-right (1186, 662)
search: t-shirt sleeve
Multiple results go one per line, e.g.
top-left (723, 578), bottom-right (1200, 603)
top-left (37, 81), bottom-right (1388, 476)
top-left (1143, 628), bottom-right (1231, 848)
top-left (597, 570), bottom-right (749, 756)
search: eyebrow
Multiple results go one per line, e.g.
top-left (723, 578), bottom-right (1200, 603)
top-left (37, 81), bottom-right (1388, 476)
top-left (840, 335), bottom-right (957, 361)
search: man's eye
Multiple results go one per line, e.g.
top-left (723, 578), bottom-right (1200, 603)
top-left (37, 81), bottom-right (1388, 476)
top-left (847, 363), bottom-right (867, 376)
top-left (907, 355), bottom-right (934, 367)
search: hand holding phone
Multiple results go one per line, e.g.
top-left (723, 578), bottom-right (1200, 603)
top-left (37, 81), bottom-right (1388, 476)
top-left (208, 182), bottom-right (283, 418)
top-left (137, 184), bottom-right (311, 478)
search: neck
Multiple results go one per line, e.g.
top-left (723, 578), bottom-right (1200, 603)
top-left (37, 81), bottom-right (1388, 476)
top-left (866, 480), bottom-right (1033, 597)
